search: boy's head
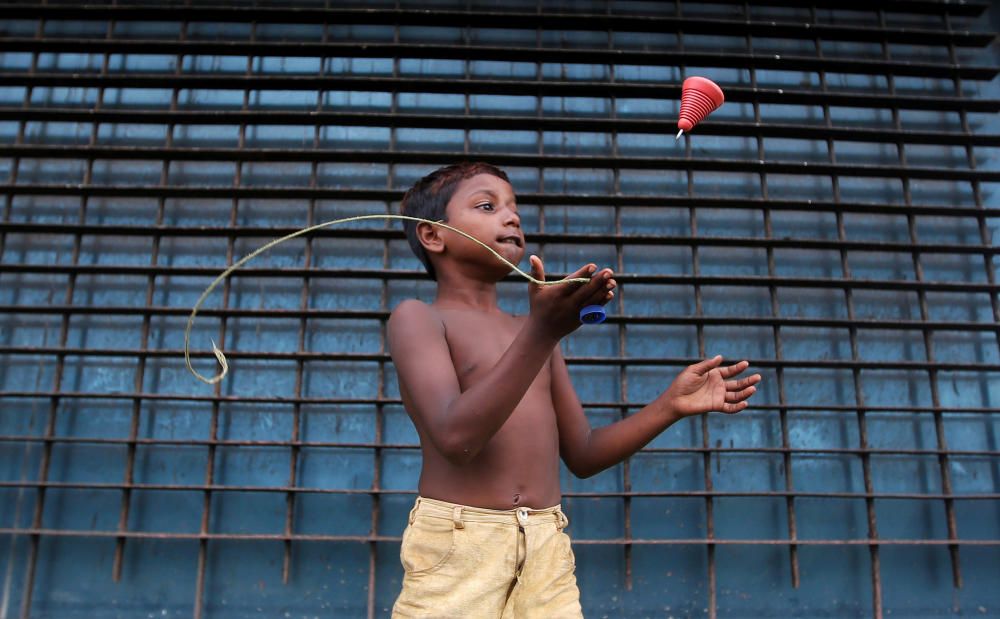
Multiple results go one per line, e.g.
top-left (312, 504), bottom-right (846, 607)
top-left (400, 162), bottom-right (513, 281)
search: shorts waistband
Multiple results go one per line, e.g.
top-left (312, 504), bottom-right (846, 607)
top-left (409, 496), bottom-right (569, 530)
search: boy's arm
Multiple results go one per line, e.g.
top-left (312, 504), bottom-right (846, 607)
top-left (553, 347), bottom-right (761, 479)
top-left (388, 259), bottom-right (610, 466)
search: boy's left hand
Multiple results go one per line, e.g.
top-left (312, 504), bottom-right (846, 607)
top-left (660, 356), bottom-right (761, 418)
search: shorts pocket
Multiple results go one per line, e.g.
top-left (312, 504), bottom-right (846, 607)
top-left (558, 530), bottom-right (576, 568)
top-left (400, 516), bottom-right (456, 575)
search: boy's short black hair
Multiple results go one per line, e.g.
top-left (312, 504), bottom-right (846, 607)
top-left (400, 162), bottom-right (510, 280)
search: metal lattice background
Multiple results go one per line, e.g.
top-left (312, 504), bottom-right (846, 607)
top-left (0, 2), bottom-right (998, 618)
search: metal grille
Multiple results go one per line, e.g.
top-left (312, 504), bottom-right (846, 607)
top-left (0, 2), bottom-right (997, 617)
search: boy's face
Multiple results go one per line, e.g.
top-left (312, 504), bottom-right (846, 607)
top-left (438, 173), bottom-right (524, 278)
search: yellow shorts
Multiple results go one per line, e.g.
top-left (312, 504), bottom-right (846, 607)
top-left (392, 496), bottom-right (583, 618)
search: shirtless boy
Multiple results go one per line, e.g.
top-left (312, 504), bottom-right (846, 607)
top-left (388, 162), bottom-right (761, 618)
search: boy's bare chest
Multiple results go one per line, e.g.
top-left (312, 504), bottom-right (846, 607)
top-left (438, 312), bottom-right (550, 389)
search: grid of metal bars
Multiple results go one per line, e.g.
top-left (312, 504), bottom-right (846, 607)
top-left (0, 1), bottom-right (998, 617)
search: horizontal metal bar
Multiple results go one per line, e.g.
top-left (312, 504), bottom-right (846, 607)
top-left (3, 346), bottom-right (999, 373)
top-left (1, 38), bottom-right (994, 80)
top-left (4, 108), bottom-right (999, 147)
top-left (685, 0), bottom-right (992, 16)
top-left (0, 527), bottom-right (997, 547)
top-left (1, 73), bottom-right (996, 112)
top-left (1, 4), bottom-right (992, 41)
top-left (0, 483), bottom-right (994, 504)
top-left (4, 305), bottom-right (997, 334)
top-left (3, 264), bottom-right (997, 293)
top-left (2, 390), bottom-right (995, 415)
top-left (3, 222), bottom-right (996, 256)
top-left (1, 434), bottom-right (996, 459)
top-left (1, 184), bottom-right (996, 219)
top-left (4, 145), bottom-right (998, 182)
top-left (3, 184), bottom-right (997, 218)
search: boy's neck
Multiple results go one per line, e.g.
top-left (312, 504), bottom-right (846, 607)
top-left (433, 272), bottom-right (501, 313)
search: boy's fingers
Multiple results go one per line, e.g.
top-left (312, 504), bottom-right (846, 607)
top-left (568, 267), bottom-right (612, 304)
top-left (718, 360), bottom-right (750, 378)
top-left (689, 355), bottom-right (723, 375)
top-left (529, 255), bottom-right (544, 278)
top-left (570, 263), bottom-right (597, 282)
top-left (725, 374), bottom-right (760, 391)
top-left (725, 385), bottom-right (756, 402)
top-left (722, 401), bottom-right (749, 415)
top-left (580, 285), bottom-right (614, 309)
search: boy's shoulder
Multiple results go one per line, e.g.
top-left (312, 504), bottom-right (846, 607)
top-left (387, 298), bottom-right (445, 343)
top-left (390, 299), bottom-right (524, 320)
top-left (389, 298), bottom-right (440, 325)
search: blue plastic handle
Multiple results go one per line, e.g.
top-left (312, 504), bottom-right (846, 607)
top-left (579, 305), bottom-right (607, 325)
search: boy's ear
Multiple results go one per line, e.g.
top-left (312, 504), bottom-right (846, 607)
top-left (416, 221), bottom-right (445, 255)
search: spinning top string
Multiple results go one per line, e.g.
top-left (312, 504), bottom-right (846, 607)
top-left (184, 214), bottom-right (591, 385)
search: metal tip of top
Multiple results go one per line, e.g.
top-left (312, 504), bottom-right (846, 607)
top-left (675, 129), bottom-right (684, 140)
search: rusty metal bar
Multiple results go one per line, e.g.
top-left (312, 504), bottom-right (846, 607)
top-left (5, 16), bottom-right (43, 619)
top-left (19, 11), bottom-right (95, 616)
top-left (837, 119), bottom-right (885, 619)
top-left (3, 185), bottom-right (996, 218)
top-left (5, 221), bottom-right (1000, 257)
top-left (1, 72), bottom-right (997, 112)
top-left (2, 527), bottom-right (999, 546)
top-left (4, 393), bottom-right (993, 418)
top-left (5, 346), bottom-right (1000, 374)
top-left (1, 38), bottom-right (996, 80)
top-left (195, 18), bottom-right (244, 619)
top-left (5, 265), bottom-right (1000, 294)
top-left (0, 435), bottom-right (997, 458)
top-left (879, 9), bottom-right (965, 591)
top-left (104, 6), bottom-right (147, 581)
top-left (748, 13), bottom-right (802, 589)
top-left (0, 4), bottom-right (993, 39)
top-left (5, 144), bottom-right (1000, 182)
top-left (674, 14), bottom-right (719, 615)
top-left (5, 307), bottom-right (999, 336)
top-left (0, 480), bottom-right (995, 501)
top-left (5, 108), bottom-right (1000, 147)
top-left (605, 17), bottom-right (636, 591)
top-left (6, 302), bottom-right (1000, 334)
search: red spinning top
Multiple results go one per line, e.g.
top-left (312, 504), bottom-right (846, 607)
top-left (676, 76), bottom-right (725, 139)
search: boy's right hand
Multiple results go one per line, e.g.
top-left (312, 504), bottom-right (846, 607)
top-left (528, 255), bottom-right (616, 340)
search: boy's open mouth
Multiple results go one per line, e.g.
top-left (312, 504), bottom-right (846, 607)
top-left (497, 235), bottom-right (523, 248)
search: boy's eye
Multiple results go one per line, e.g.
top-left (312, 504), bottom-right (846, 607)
top-left (476, 202), bottom-right (494, 211)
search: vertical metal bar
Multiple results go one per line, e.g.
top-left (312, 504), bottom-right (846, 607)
top-left (945, 13), bottom-right (1000, 548)
top-left (0, 20), bottom-right (37, 611)
top-left (463, 19), bottom-right (471, 156)
top-left (110, 9), bottom-right (155, 582)
top-left (366, 13), bottom-right (402, 618)
top-left (19, 15), bottom-right (75, 618)
top-left (368, 222), bottom-right (387, 619)
top-left (605, 12), bottom-right (633, 594)
top-left (900, 11), bottom-right (969, 589)
top-left (813, 15), bottom-right (883, 615)
top-left (839, 208), bottom-right (884, 619)
top-left (942, 14), bottom-right (1000, 356)
top-left (282, 176), bottom-right (310, 587)
top-left (674, 4), bottom-right (715, 616)
top-left (535, 2), bottom-right (545, 241)
top-left (194, 18), bottom-right (252, 619)
top-left (283, 19), bottom-right (328, 585)
top-left (746, 8), bottom-right (800, 588)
